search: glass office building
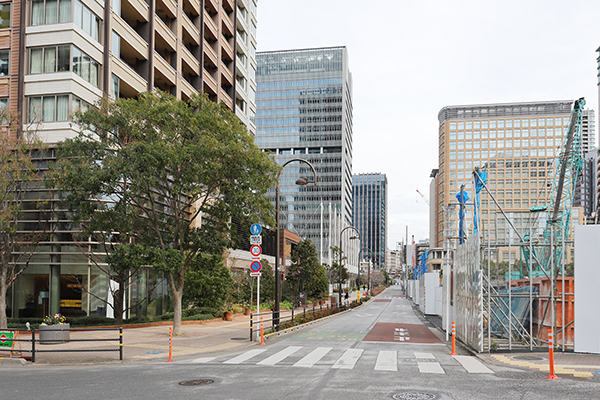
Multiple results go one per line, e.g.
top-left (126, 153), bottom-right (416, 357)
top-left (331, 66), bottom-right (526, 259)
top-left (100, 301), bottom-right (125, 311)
top-left (352, 173), bottom-right (388, 269)
top-left (255, 47), bottom-right (354, 262)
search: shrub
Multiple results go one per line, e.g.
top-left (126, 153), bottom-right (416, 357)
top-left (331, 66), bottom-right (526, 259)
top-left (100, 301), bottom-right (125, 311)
top-left (182, 314), bottom-right (215, 321)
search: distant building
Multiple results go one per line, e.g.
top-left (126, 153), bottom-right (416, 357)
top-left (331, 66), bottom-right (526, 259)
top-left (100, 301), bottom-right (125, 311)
top-left (352, 173), bottom-right (388, 269)
top-left (255, 46), bottom-right (354, 263)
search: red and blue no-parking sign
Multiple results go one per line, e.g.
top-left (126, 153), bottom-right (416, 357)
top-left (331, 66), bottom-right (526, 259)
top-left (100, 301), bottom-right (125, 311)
top-left (250, 260), bottom-right (262, 273)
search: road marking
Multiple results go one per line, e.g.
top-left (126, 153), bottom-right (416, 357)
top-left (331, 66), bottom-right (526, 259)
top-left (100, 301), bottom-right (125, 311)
top-left (414, 352), bottom-right (435, 359)
top-left (374, 350), bottom-right (397, 371)
top-left (294, 347), bottom-right (332, 368)
top-left (452, 355), bottom-right (493, 373)
top-left (332, 349), bottom-right (364, 369)
top-left (257, 346), bottom-right (303, 366)
top-left (190, 357), bottom-right (216, 363)
top-left (418, 361), bottom-right (445, 374)
top-left (223, 349), bottom-right (267, 364)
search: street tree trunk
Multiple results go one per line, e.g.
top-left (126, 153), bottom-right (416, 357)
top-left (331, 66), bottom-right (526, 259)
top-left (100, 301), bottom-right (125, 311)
top-left (166, 270), bottom-right (185, 335)
top-left (0, 265), bottom-right (8, 329)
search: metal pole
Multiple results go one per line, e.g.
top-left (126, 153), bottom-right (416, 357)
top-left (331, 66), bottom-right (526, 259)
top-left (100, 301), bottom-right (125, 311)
top-left (275, 181), bottom-right (280, 327)
top-left (119, 327), bottom-right (123, 361)
top-left (257, 274), bottom-right (260, 339)
top-left (550, 226), bottom-right (555, 349)
top-left (529, 229), bottom-right (533, 351)
top-left (487, 218), bottom-right (491, 352)
top-left (561, 235), bottom-right (565, 351)
top-left (508, 215), bottom-right (512, 351)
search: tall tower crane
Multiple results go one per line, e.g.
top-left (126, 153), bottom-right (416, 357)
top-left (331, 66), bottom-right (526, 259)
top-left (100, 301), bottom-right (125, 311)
top-left (416, 190), bottom-right (430, 206)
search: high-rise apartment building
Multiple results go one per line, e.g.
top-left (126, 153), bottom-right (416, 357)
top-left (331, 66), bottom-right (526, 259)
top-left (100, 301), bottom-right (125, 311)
top-left (435, 101), bottom-right (585, 256)
top-left (573, 110), bottom-right (596, 215)
top-left (352, 173), bottom-right (387, 269)
top-left (255, 46), bottom-right (354, 262)
top-left (5, 0), bottom-right (259, 320)
top-left (234, 0), bottom-right (257, 135)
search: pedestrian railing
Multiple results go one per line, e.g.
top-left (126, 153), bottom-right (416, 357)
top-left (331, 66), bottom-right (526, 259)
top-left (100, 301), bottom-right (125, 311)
top-left (0, 327), bottom-right (123, 363)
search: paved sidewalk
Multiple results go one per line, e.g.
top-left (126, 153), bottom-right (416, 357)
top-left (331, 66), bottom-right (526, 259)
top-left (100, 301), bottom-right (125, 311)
top-left (0, 313), bottom-right (257, 366)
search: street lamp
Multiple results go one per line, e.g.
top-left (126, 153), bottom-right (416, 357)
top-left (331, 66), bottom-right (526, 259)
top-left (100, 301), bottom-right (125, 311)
top-left (274, 158), bottom-right (317, 327)
top-left (339, 226), bottom-right (359, 306)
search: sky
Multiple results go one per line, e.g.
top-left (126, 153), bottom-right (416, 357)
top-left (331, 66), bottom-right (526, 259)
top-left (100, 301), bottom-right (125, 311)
top-left (255, 0), bottom-right (600, 248)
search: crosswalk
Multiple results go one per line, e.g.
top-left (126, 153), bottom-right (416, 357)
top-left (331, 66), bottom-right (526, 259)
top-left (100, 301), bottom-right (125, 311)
top-left (183, 346), bottom-right (494, 375)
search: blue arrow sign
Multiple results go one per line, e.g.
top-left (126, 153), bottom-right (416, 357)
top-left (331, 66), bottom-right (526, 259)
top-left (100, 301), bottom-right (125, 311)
top-left (250, 223), bottom-right (262, 235)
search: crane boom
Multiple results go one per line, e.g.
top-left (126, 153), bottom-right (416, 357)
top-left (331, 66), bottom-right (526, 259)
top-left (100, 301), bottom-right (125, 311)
top-left (416, 190), bottom-right (430, 205)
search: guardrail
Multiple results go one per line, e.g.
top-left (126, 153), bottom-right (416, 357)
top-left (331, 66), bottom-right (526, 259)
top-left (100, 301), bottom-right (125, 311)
top-left (0, 327), bottom-right (123, 363)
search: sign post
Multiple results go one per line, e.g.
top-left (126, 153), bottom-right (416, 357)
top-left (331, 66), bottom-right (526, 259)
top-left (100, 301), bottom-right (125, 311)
top-left (250, 225), bottom-right (262, 340)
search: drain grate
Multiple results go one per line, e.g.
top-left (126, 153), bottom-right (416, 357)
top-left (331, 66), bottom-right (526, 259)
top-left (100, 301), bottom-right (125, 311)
top-left (513, 355), bottom-right (544, 361)
top-left (392, 392), bottom-right (437, 400)
top-left (179, 379), bottom-right (215, 386)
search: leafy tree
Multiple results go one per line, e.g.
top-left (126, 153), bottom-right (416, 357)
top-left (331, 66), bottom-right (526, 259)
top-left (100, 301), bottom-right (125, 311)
top-left (183, 254), bottom-right (233, 309)
top-left (324, 246), bottom-right (349, 290)
top-left (0, 116), bottom-right (45, 328)
top-left (286, 239), bottom-right (328, 302)
top-left (51, 91), bottom-right (279, 334)
top-left (242, 258), bottom-right (275, 305)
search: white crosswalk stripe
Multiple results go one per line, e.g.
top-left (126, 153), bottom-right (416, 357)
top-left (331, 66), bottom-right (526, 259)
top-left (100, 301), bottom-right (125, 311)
top-left (294, 347), bottom-right (332, 368)
top-left (257, 346), bottom-right (303, 366)
top-left (187, 347), bottom-right (494, 375)
top-left (223, 349), bottom-right (267, 364)
top-left (331, 349), bottom-right (364, 369)
top-left (374, 350), bottom-right (397, 371)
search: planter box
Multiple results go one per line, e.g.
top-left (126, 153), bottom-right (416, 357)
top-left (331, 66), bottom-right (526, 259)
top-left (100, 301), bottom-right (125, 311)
top-left (39, 323), bottom-right (70, 344)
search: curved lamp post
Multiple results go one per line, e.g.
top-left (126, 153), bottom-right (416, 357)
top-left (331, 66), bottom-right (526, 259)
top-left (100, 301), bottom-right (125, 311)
top-left (339, 226), bottom-right (359, 306)
top-left (274, 158), bottom-right (317, 327)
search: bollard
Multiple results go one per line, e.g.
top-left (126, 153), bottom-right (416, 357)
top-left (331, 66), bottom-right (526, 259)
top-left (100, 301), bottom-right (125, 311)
top-left (259, 317), bottom-right (265, 345)
top-left (450, 321), bottom-right (457, 355)
top-left (167, 327), bottom-right (174, 363)
top-left (547, 329), bottom-right (559, 380)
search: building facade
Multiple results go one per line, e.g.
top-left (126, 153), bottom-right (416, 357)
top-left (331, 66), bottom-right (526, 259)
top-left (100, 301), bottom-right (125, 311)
top-left (255, 46), bottom-right (354, 263)
top-left (435, 101), bottom-right (585, 263)
top-left (352, 173), bottom-right (387, 269)
top-left (5, 0), bottom-right (259, 320)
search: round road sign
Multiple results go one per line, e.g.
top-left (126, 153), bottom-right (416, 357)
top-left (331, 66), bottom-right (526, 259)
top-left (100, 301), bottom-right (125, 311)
top-left (250, 223), bottom-right (262, 235)
top-left (0, 334), bottom-right (6, 342)
top-left (250, 261), bottom-right (262, 272)
top-left (250, 245), bottom-right (262, 257)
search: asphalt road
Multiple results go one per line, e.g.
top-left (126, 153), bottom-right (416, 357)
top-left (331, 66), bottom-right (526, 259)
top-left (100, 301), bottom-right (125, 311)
top-left (2, 285), bottom-right (599, 399)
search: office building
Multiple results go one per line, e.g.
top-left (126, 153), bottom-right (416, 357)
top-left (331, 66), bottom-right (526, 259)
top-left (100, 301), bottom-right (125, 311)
top-left (352, 173), bottom-right (387, 269)
top-left (255, 46), bottom-right (354, 263)
top-left (5, 0), bottom-right (259, 320)
top-left (435, 101), bottom-right (586, 260)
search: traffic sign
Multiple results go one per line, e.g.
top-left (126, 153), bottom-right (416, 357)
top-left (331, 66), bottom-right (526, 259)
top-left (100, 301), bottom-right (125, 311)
top-left (250, 272), bottom-right (261, 277)
top-left (250, 245), bottom-right (262, 257)
top-left (250, 260), bottom-right (262, 273)
top-left (250, 235), bottom-right (262, 245)
top-left (250, 223), bottom-right (262, 235)
top-left (0, 332), bottom-right (13, 348)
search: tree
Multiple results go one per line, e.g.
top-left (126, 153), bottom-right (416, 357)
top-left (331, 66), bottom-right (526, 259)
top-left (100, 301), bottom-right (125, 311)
top-left (0, 116), bottom-right (45, 328)
top-left (286, 239), bottom-right (328, 302)
top-left (324, 246), bottom-right (349, 289)
top-left (51, 91), bottom-right (279, 334)
top-left (183, 254), bottom-right (233, 309)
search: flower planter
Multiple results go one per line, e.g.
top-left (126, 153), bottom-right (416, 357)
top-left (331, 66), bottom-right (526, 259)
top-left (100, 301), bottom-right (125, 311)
top-left (39, 323), bottom-right (70, 344)
top-left (244, 308), bottom-right (252, 316)
top-left (223, 311), bottom-right (233, 321)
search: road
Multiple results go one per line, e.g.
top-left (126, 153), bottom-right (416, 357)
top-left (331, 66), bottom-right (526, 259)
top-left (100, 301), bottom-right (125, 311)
top-left (2, 285), bottom-right (598, 399)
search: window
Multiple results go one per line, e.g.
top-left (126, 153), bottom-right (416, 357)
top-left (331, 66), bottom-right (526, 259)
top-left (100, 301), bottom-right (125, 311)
top-left (111, 74), bottom-right (119, 99)
top-left (0, 3), bottom-right (10, 29)
top-left (0, 50), bottom-right (8, 76)
top-left (111, 31), bottom-right (120, 58)
top-left (28, 94), bottom-right (69, 122)
top-left (31, 0), bottom-right (71, 26)
top-left (30, 45), bottom-right (97, 86)
top-left (74, 0), bottom-right (99, 41)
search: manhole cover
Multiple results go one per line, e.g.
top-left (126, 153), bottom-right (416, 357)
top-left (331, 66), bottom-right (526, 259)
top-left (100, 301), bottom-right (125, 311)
top-left (513, 355), bottom-right (544, 361)
top-left (392, 392), bottom-right (437, 400)
top-left (179, 379), bottom-right (215, 386)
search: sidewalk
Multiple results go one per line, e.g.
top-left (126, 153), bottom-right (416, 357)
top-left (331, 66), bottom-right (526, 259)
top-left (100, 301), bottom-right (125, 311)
top-left (0, 313), bottom-right (257, 366)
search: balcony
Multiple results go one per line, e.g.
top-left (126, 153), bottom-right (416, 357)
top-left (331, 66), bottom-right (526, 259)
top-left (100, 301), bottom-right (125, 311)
top-left (180, 77), bottom-right (196, 100)
top-left (220, 65), bottom-right (233, 87)
top-left (153, 51), bottom-right (176, 86)
top-left (181, 14), bottom-right (200, 46)
top-left (203, 68), bottom-right (217, 95)
top-left (122, 0), bottom-right (149, 22)
top-left (205, 0), bottom-right (218, 14)
top-left (181, 45), bottom-right (199, 75)
top-left (156, 0), bottom-right (176, 19)
top-left (222, 0), bottom-right (234, 13)
top-left (220, 88), bottom-right (233, 109)
top-left (203, 39), bottom-right (218, 68)
top-left (221, 11), bottom-right (234, 38)
top-left (221, 39), bottom-right (234, 63)
top-left (113, 15), bottom-right (148, 60)
top-left (203, 10), bottom-right (218, 41)
top-left (111, 55), bottom-right (147, 95)
top-left (155, 17), bottom-right (176, 52)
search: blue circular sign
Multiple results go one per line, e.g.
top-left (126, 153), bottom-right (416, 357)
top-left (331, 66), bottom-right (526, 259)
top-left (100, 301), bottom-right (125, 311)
top-left (250, 223), bottom-right (262, 235)
top-left (250, 261), bottom-right (262, 272)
